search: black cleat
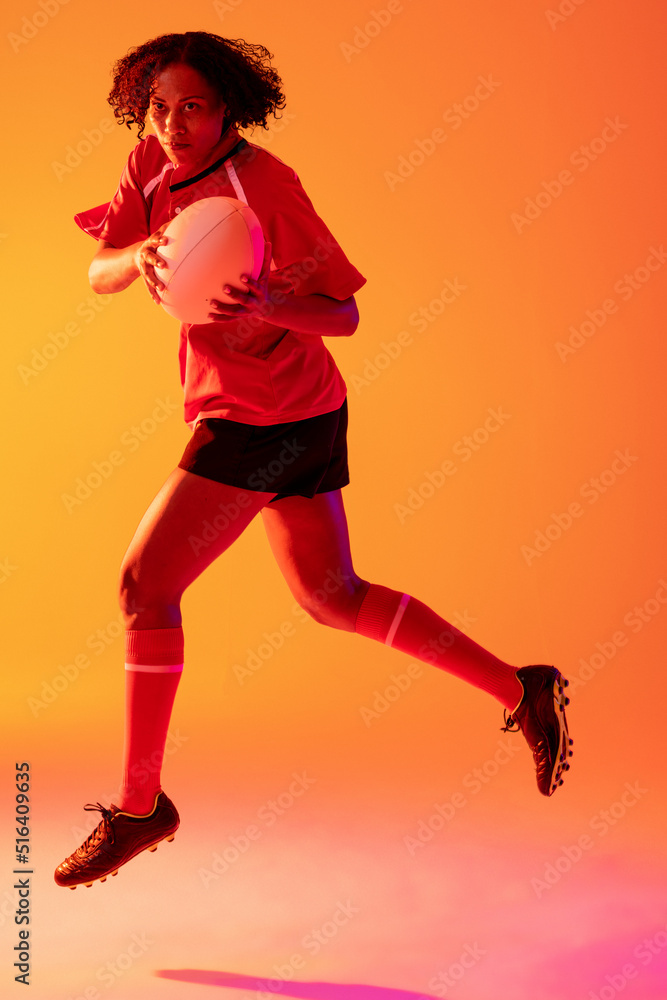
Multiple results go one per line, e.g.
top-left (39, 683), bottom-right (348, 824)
top-left (502, 665), bottom-right (573, 796)
top-left (54, 791), bottom-right (179, 888)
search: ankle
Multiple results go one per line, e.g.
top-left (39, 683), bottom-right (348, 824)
top-left (117, 788), bottom-right (160, 816)
top-left (500, 670), bottom-right (524, 712)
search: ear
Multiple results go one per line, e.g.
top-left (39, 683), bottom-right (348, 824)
top-left (219, 101), bottom-right (231, 133)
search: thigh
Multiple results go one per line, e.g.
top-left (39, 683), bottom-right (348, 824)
top-left (260, 489), bottom-right (368, 628)
top-left (120, 467), bottom-right (275, 625)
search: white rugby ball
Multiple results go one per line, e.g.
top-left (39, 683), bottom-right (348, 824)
top-left (155, 197), bottom-right (265, 324)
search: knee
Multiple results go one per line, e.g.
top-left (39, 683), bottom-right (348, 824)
top-left (297, 578), bottom-right (370, 632)
top-left (118, 559), bottom-right (181, 629)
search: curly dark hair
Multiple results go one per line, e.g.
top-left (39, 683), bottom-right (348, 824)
top-left (108, 31), bottom-right (286, 140)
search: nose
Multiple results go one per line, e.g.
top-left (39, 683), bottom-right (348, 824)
top-left (165, 109), bottom-right (185, 136)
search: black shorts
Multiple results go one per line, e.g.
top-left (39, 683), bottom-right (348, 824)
top-left (177, 398), bottom-right (349, 503)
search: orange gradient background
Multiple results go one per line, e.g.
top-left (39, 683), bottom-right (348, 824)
top-left (1, 1), bottom-right (666, 998)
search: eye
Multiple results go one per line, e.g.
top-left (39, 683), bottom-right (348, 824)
top-left (184, 102), bottom-right (199, 112)
top-left (150, 101), bottom-right (165, 114)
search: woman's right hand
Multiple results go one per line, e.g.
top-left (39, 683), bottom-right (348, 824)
top-left (134, 225), bottom-right (169, 303)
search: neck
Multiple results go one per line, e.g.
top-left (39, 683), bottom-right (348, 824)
top-left (176, 125), bottom-right (241, 181)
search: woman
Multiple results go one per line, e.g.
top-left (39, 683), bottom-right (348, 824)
top-left (54, 31), bottom-right (572, 890)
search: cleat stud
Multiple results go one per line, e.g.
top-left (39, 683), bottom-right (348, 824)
top-left (69, 886), bottom-right (76, 891)
top-left (166, 835), bottom-right (175, 842)
top-left (564, 697), bottom-right (570, 705)
top-left (568, 750), bottom-right (574, 757)
top-left (111, 870), bottom-right (118, 877)
top-left (563, 679), bottom-right (569, 687)
top-left (569, 738), bottom-right (574, 745)
top-left (85, 883), bottom-right (93, 888)
top-left (148, 845), bottom-right (158, 852)
top-left (100, 877), bottom-right (107, 883)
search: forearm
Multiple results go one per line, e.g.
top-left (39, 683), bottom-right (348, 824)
top-left (263, 291), bottom-right (359, 337)
top-left (88, 243), bottom-right (143, 294)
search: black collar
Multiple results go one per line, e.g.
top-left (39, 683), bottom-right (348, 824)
top-left (169, 138), bottom-right (248, 192)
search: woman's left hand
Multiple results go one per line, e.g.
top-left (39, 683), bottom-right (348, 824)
top-left (208, 241), bottom-right (273, 321)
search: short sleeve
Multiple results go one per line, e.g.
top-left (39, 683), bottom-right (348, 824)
top-left (74, 143), bottom-right (152, 247)
top-left (74, 203), bottom-right (112, 239)
top-left (258, 162), bottom-right (366, 301)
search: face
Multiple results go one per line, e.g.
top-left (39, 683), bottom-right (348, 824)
top-left (148, 62), bottom-right (228, 168)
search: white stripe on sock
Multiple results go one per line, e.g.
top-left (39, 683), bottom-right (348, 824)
top-left (385, 594), bottom-right (410, 647)
top-left (124, 663), bottom-right (184, 673)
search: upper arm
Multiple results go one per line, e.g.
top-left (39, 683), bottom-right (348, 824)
top-left (91, 239), bottom-right (116, 261)
top-left (254, 158), bottom-right (366, 302)
top-left (341, 294), bottom-right (359, 334)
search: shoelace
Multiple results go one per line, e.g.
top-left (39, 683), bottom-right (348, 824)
top-left (81, 803), bottom-right (117, 849)
top-left (501, 709), bottom-right (520, 733)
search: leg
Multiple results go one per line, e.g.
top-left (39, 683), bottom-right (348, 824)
top-left (117, 468), bottom-right (274, 813)
top-left (56, 469), bottom-right (275, 888)
top-left (119, 467), bottom-right (274, 629)
top-left (263, 490), bottom-right (572, 796)
top-left (261, 490), bottom-right (369, 629)
top-left (261, 489), bottom-right (520, 706)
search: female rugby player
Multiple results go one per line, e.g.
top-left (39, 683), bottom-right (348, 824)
top-left (55, 31), bottom-right (572, 889)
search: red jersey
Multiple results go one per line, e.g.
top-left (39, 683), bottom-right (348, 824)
top-left (75, 131), bottom-right (366, 426)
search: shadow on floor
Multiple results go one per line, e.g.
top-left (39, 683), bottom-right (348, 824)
top-left (155, 969), bottom-right (438, 999)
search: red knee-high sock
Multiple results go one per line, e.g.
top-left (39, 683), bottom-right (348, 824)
top-left (355, 584), bottom-right (522, 710)
top-left (118, 627), bottom-right (184, 815)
